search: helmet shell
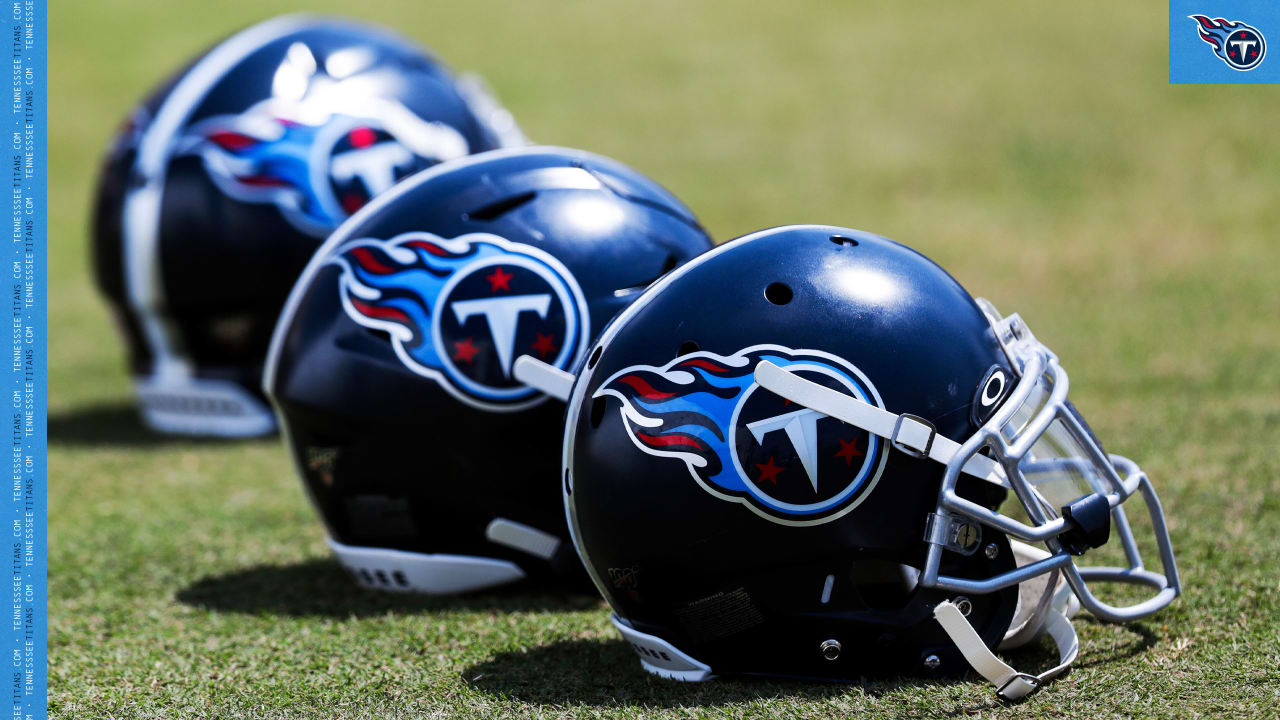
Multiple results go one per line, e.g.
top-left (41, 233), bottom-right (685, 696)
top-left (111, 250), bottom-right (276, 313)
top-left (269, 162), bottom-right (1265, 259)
top-left (92, 15), bottom-right (512, 435)
top-left (266, 146), bottom-right (713, 590)
top-left (565, 225), bottom-right (1018, 679)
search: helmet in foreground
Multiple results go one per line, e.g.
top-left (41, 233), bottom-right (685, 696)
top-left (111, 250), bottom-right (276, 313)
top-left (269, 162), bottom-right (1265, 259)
top-left (92, 14), bottom-right (523, 436)
top-left (264, 146), bottom-right (713, 593)
top-left (542, 225), bottom-right (1178, 699)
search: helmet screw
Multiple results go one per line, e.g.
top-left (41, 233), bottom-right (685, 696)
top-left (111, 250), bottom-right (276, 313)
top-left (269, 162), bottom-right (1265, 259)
top-left (953, 596), bottom-right (973, 617)
top-left (953, 522), bottom-right (979, 550)
top-left (819, 639), bottom-right (842, 661)
top-left (923, 654), bottom-right (942, 670)
top-left (984, 543), bottom-right (999, 559)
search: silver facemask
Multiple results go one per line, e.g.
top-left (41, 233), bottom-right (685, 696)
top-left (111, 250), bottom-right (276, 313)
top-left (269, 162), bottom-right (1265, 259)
top-left (753, 300), bottom-right (1180, 699)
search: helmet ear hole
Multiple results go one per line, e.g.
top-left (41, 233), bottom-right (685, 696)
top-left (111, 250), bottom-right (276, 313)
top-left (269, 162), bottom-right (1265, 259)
top-left (848, 558), bottom-right (920, 610)
top-left (764, 282), bottom-right (793, 305)
top-left (970, 364), bottom-right (1012, 427)
top-left (678, 340), bottom-right (700, 356)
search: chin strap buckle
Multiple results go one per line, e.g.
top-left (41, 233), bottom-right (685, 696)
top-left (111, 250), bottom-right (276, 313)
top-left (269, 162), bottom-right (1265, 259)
top-left (996, 673), bottom-right (1040, 702)
top-left (891, 413), bottom-right (936, 458)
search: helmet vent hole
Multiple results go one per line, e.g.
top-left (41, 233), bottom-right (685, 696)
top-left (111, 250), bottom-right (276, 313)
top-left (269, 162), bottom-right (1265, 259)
top-left (463, 191), bottom-right (537, 221)
top-left (661, 254), bottom-right (679, 274)
top-left (764, 282), bottom-right (793, 305)
top-left (829, 235), bottom-right (859, 248)
top-left (678, 340), bottom-right (700, 356)
top-left (590, 396), bottom-right (606, 428)
top-left (563, 469), bottom-right (572, 496)
top-left (587, 346), bottom-right (603, 370)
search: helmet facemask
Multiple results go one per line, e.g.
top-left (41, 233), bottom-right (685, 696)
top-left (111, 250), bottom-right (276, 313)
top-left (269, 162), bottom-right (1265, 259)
top-left (754, 299), bottom-right (1180, 699)
top-left (939, 299), bottom-right (1181, 621)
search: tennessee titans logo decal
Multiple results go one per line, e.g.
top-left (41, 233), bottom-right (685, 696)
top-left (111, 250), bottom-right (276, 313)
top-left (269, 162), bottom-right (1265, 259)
top-left (1189, 15), bottom-right (1266, 71)
top-left (181, 41), bottom-right (470, 235)
top-left (332, 231), bottom-right (589, 412)
top-left (596, 345), bottom-right (888, 526)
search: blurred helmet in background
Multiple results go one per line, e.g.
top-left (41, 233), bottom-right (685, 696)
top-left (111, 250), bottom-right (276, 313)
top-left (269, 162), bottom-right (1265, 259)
top-left (92, 14), bottom-right (525, 437)
top-left (264, 146), bottom-right (713, 594)
top-left (549, 225), bottom-right (1178, 698)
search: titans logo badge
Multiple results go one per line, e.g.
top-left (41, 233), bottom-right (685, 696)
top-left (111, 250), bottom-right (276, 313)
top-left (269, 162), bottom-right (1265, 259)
top-left (1189, 15), bottom-right (1266, 71)
top-left (596, 345), bottom-right (888, 526)
top-left (181, 41), bottom-right (470, 235)
top-left (332, 231), bottom-right (589, 412)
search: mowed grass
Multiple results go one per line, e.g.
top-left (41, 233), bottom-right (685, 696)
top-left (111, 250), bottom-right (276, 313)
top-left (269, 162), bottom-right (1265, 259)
top-left (49, 1), bottom-right (1280, 718)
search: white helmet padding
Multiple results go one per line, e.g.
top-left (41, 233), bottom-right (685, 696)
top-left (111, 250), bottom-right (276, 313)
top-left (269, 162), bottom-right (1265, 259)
top-left (328, 537), bottom-right (525, 594)
top-left (1000, 540), bottom-right (1080, 651)
top-left (135, 374), bottom-right (276, 437)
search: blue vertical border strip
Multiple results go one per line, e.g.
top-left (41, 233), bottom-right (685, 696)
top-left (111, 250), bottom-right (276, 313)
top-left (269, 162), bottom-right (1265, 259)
top-left (1171, 0), bottom-right (1280, 83)
top-left (6, 1), bottom-right (46, 718)
top-left (34, 0), bottom-right (45, 715)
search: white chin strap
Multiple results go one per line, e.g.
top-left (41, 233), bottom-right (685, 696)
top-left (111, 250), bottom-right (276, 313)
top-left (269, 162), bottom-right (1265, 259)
top-left (753, 361), bottom-right (1008, 487)
top-left (514, 355), bottom-right (574, 401)
top-left (935, 540), bottom-right (1080, 701)
top-left (935, 596), bottom-right (1077, 701)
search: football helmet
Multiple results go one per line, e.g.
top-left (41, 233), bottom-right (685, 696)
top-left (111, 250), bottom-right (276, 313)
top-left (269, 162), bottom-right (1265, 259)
top-left (92, 14), bottom-right (524, 437)
top-left (533, 225), bottom-right (1179, 699)
top-left (263, 146), bottom-right (714, 593)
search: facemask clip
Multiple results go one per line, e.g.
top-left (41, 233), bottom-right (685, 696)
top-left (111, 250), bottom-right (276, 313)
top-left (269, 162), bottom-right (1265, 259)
top-left (1059, 493), bottom-right (1112, 555)
top-left (924, 513), bottom-right (982, 556)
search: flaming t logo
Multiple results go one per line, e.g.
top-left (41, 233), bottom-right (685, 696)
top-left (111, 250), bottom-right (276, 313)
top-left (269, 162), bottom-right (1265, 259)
top-left (595, 345), bottom-right (888, 526)
top-left (331, 231), bottom-right (589, 412)
top-left (182, 41), bottom-right (471, 235)
top-left (1189, 15), bottom-right (1267, 71)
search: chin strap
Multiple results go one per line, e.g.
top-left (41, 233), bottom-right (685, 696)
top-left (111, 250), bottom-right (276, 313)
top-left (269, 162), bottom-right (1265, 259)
top-left (514, 355), bottom-right (575, 401)
top-left (754, 361), bottom-right (1008, 487)
top-left (933, 598), bottom-right (1078, 701)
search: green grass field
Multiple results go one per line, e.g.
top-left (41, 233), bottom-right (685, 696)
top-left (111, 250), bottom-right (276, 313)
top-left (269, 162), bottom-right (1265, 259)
top-left (49, 2), bottom-right (1280, 718)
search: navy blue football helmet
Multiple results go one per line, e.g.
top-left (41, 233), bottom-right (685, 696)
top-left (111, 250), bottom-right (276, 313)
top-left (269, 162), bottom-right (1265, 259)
top-left (92, 14), bottom-right (524, 437)
top-left (264, 146), bottom-right (713, 594)
top-left (538, 225), bottom-right (1179, 698)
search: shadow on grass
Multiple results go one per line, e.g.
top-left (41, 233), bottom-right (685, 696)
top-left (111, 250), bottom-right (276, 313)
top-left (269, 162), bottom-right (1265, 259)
top-left (175, 558), bottom-right (602, 617)
top-left (993, 618), bottom-right (1158, 672)
top-left (462, 621), bottom-right (1160, 710)
top-left (49, 402), bottom-right (270, 447)
top-left (461, 637), bottom-right (966, 709)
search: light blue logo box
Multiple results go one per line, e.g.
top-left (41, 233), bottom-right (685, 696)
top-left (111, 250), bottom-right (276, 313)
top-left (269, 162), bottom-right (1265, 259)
top-left (1170, 0), bottom-right (1280, 83)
